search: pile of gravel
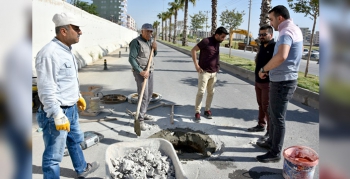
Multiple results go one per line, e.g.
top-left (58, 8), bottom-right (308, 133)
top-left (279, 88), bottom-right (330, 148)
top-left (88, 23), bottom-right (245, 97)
top-left (110, 147), bottom-right (176, 179)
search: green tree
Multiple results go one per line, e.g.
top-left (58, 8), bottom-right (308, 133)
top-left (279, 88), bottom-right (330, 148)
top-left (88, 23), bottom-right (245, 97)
top-left (288, 0), bottom-right (319, 77)
top-left (70, 0), bottom-right (98, 15)
top-left (153, 21), bottom-right (160, 38)
top-left (220, 9), bottom-right (245, 56)
top-left (211, 0), bottom-right (218, 35)
top-left (220, 9), bottom-right (245, 31)
top-left (169, 0), bottom-right (184, 44)
top-left (190, 11), bottom-right (206, 36)
top-left (163, 11), bottom-right (172, 42)
top-left (179, 0), bottom-right (197, 46)
top-left (166, 9), bottom-right (174, 42)
top-left (157, 12), bottom-right (166, 40)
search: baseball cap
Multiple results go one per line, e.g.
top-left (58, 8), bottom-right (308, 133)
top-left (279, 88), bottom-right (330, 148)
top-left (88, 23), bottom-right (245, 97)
top-left (141, 23), bottom-right (153, 31)
top-left (52, 12), bottom-right (83, 27)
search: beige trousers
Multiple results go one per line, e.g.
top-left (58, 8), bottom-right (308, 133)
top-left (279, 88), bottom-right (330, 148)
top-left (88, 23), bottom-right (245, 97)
top-left (195, 71), bottom-right (217, 113)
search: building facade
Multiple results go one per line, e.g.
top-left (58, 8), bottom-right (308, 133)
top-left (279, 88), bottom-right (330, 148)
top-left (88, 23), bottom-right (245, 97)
top-left (92, 0), bottom-right (127, 26)
top-left (300, 27), bottom-right (311, 43)
top-left (127, 14), bottom-right (136, 31)
top-left (313, 31), bottom-right (319, 45)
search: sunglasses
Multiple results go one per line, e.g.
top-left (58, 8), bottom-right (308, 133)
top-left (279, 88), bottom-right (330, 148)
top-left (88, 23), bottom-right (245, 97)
top-left (258, 33), bottom-right (268, 37)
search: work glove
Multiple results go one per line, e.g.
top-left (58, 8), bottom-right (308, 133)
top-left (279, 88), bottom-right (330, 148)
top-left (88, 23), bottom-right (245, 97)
top-left (54, 111), bottom-right (70, 132)
top-left (77, 94), bottom-right (86, 111)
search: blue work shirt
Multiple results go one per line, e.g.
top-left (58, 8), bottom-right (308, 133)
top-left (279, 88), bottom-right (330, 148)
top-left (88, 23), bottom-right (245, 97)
top-left (270, 19), bottom-right (303, 82)
top-left (35, 38), bottom-right (80, 118)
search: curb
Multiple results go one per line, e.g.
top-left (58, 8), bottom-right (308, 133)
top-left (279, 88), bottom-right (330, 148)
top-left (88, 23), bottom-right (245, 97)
top-left (158, 40), bottom-right (319, 109)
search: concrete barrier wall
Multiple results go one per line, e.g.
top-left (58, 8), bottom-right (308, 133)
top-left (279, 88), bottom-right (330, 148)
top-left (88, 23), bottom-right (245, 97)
top-left (159, 41), bottom-right (319, 109)
top-left (32, 0), bottom-right (138, 72)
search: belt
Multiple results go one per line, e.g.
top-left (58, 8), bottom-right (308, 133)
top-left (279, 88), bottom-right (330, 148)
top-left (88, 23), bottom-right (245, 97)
top-left (39, 101), bottom-right (74, 111)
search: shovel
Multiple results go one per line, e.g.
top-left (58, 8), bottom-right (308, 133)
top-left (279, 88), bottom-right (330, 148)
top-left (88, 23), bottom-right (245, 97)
top-left (134, 37), bottom-right (156, 136)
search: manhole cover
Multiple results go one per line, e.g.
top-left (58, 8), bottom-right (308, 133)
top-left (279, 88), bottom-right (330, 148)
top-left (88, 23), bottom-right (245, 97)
top-left (98, 93), bottom-right (127, 104)
top-left (127, 92), bottom-right (162, 104)
top-left (149, 128), bottom-right (216, 160)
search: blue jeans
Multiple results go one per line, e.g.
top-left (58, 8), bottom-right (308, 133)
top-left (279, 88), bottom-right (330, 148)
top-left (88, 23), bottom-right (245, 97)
top-left (36, 104), bottom-right (87, 179)
top-left (267, 80), bottom-right (297, 156)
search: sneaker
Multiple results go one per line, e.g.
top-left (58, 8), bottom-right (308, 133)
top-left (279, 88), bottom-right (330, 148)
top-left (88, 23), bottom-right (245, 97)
top-left (140, 121), bottom-right (148, 131)
top-left (204, 110), bottom-right (213, 119)
top-left (256, 151), bottom-right (281, 163)
top-left (77, 161), bottom-right (100, 178)
top-left (260, 131), bottom-right (269, 141)
top-left (195, 112), bottom-right (201, 122)
top-left (247, 125), bottom-right (265, 132)
top-left (256, 141), bottom-right (271, 150)
top-left (144, 114), bottom-right (154, 121)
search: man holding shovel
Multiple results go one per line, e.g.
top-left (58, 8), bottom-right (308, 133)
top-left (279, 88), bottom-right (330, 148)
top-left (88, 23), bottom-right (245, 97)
top-left (128, 23), bottom-right (157, 131)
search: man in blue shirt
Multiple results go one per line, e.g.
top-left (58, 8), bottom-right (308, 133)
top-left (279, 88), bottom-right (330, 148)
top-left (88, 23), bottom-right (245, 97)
top-left (35, 13), bottom-right (99, 178)
top-left (256, 5), bottom-right (303, 163)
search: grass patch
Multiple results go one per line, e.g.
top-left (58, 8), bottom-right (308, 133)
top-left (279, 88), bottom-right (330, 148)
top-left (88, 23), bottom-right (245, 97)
top-left (220, 53), bottom-right (256, 72)
top-left (304, 45), bottom-right (319, 51)
top-left (159, 40), bottom-right (319, 93)
top-left (297, 72), bottom-right (319, 93)
top-left (160, 40), bottom-right (193, 51)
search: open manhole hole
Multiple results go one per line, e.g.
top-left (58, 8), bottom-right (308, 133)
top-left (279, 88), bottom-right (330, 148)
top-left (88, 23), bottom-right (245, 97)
top-left (96, 92), bottom-right (127, 104)
top-left (149, 128), bottom-right (216, 160)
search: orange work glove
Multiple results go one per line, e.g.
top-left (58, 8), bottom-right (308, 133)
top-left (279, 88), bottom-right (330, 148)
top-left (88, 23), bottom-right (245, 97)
top-left (54, 111), bottom-right (70, 132)
top-left (77, 94), bottom-right (86, 111)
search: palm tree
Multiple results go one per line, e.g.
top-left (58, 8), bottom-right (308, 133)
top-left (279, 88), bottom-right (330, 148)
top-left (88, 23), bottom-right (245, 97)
top-left (180, 0), bottom-right (197, 46)
top-left (163, 11), bottom-right (171, 41)
top-left (157, 12), bottom-right (166, 40)
top-left (259, 0), bottom-right (272, 27)
top-left (153, 21), bottom-right (160, 38)
top-left (211, 0), bottom-right (217, 35)
top-left (169, 0), bottom-right (184, 44)
top-left (165, 9), bottom-right (173, 42)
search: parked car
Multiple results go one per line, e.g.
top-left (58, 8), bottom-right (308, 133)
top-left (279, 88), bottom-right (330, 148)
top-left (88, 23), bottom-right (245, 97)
top-left (303, 48), bottom-right (309, 55)
top-left (303, 53), bottom-right (319, 61)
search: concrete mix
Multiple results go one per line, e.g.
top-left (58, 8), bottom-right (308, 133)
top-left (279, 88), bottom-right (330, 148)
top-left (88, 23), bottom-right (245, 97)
top-left (110, 147), bottom-right (176, 179)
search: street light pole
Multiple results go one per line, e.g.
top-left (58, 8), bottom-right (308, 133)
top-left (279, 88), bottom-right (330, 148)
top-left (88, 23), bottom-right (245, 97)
top-left (244, 0), bottom-right (252, 52)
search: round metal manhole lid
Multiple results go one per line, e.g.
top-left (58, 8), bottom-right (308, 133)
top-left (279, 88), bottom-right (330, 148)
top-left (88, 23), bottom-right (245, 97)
top-left (127, 92), bottom-right (162, 104)
top-left (100, 94), bottom-right (127, 104)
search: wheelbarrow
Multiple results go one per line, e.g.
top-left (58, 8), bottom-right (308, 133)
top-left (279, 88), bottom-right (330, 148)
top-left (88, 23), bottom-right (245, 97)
top-left (105, 138), bottom-right (188, 179)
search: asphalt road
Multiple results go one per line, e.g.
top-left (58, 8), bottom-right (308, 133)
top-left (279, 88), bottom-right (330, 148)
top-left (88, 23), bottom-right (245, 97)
top-left (177, 41), bottom-right (319, 76)
top-left (32, 43), bottom-right (319, 179)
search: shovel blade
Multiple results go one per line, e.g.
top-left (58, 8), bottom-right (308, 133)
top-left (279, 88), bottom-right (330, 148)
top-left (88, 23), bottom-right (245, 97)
top-left (134, 119), bottom-right (141, 136)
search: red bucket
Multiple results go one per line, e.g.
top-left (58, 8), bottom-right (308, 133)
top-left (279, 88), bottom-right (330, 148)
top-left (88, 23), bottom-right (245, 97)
top-left (283, 145), bottom-right (319, 179)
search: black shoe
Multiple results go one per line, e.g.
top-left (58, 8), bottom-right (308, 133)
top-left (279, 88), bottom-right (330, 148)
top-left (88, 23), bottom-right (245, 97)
top-left (204, 110), bottom-right (213, 119)
top-left (195, 112), bottom-right (201, 122)
top-left (256, 151), bottom-right (281, 163)
top-left (77, 162), bottom-right (100, 178)
top-left (256, 141), bottom-right (271, 150)
top-left (247, 125), bottom-right (265, 132)
top-left (260, 132), bottom-right (269, 141)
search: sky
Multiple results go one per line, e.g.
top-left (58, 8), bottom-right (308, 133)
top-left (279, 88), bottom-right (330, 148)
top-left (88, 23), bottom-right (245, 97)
top-left (83, 0), bottom-right (319, 39)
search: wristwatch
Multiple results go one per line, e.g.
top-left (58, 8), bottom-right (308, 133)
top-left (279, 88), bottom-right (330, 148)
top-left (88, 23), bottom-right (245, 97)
top-left (260, 67), bottom-right (267, 73)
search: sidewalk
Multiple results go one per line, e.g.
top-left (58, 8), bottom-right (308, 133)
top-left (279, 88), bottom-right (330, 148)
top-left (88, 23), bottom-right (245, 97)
top-left (32, 43), bottom-right (319, 179)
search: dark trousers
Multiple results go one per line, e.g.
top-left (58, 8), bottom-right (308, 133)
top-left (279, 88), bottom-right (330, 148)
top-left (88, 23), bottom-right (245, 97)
top-left (267, 80), bottom-right (297, 156)
top-left (133, 71), bottom-right (153, 121)
top-left (255, 82), bottom-right (270, 130)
